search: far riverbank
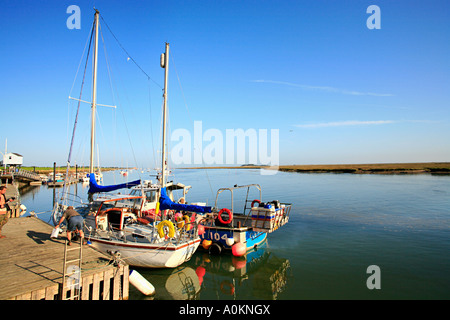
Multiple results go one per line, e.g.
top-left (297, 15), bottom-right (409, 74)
top-left (180, 162), bottom-right (450, 174)
top-left (277, 162), bottom-right (450, 174)
top-left (20, 167), bottom-right (124, 174)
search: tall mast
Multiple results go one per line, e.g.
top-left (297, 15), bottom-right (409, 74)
top-left (90, 9), bottom-right (100, 174)
top-left (161, 43), bottom-right (169, 187)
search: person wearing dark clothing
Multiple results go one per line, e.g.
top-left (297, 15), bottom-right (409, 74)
top-left (55, 206), bottom-right (86, 245)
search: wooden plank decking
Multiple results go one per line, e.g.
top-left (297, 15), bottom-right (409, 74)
top-left (0, 217), bottom-right (129, 300)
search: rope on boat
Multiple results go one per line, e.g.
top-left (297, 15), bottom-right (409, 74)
top-left (99, 13), bottom-right (161, 89)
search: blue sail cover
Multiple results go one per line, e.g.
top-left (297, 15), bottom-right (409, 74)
top-left (159, 187), bottom-right (212, 214)
top-left (88, 173), bottom-right (141, 194)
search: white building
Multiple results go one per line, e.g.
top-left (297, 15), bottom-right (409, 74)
top-left (1, 152), bottom-right (23, 167)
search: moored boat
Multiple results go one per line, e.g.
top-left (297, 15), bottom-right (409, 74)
top-left (198, 184), bottom-right (292, 256)
top-left (52, 10), bottom-right (210, 268)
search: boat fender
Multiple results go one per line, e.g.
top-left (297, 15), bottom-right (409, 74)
top-left (174, 212), bottom-right (183, 220)
top-left (197, 224), bottom-right (205, 235)
top-left (129, 269), bottom-right (155, 296)
top-left (157, 220), bottom-right (175, 238)
top-left (218, 208), bottom-right (233, 225)
top-left (19, 204), bottom-right (27, 216)
top-left (202, 239), bottom-right (212, 250)
top-left (232, 242), bottom-right (246, 257)
top-left (225, 237), bottom-right (235, 246)
top-left (251, 199), bottom-right (261, 208)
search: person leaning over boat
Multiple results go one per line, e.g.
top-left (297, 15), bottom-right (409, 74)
top-left (55, 206), bottom-right (86, 245)
top-left (0, 186), bottom-right (15, 239)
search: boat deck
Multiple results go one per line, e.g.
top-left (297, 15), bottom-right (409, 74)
top-left (0, 217), bottom-right (128, 300)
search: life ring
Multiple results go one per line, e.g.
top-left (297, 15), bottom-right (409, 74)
top-left (251, 199), bottom-right (261, 208)
top-left (220, 280), bottom-right (235, 295)
top-left (218, 208), bottom-right (233, 225)
top-left (176, 215), bottom-right (185, 229)
top-left (157, 220), bottom-right (175, 238)
top-left (183, 215), bottom-right (192, 231)
top-left (176, 215), bottom-right (191, 231)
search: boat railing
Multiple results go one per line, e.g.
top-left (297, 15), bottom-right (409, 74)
top-left (214, 184), bottom-right (262, 214)
top-left (90, 204), bottom-right (200, 245)
top-left (251, 202), bottom-right (292, 233)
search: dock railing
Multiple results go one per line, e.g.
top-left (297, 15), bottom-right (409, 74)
top-left (1, 168), bottom-right (41, 182)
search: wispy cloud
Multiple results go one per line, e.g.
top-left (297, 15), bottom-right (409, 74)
top-left (294, 120), bottom-right (396, 128)
top-left (251, 80), bottom-right (394, 97)
top-left (294, 120), bottom-right (437, 129)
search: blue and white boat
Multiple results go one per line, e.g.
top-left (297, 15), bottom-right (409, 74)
top-left (198, 184), bottom-right (292, 256)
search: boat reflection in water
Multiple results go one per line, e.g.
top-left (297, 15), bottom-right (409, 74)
top-left (129, 241), bottom-right (290, 300)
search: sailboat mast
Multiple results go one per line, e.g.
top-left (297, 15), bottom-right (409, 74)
top-left (161, 42), bottom-right (169, 187)
top-left (90, 9), bottom-right (100, 174)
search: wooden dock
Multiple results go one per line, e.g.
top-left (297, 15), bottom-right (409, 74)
top-left (0, 217), bottom-right (129, 300)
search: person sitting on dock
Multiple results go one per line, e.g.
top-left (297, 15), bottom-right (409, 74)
top-left (55, 206), bottom-right (86, 245)
top-left (0, 186), bottom-right (15, 239)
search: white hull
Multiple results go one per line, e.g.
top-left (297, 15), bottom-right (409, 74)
top-left (89, 237), bottom-right (200, 268)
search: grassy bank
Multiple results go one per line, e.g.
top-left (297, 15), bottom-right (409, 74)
top-left (20, 167), bottom-right (121, 174)
top-left (25, 163), bottom-right (450, 175)
top-left (180, 162), bottom-right (450, 174)
top-left (277, 162), bottom-right (450, 174)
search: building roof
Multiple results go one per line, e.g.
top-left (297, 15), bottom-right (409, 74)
top-left (6, 153), bottom-right (23, 157)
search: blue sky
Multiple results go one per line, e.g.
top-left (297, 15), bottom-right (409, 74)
top-left (1, 0), bottom-right (449, 167)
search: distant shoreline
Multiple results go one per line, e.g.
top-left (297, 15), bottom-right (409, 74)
top-left (20, 167), bottom-right (122, 174)
top-left (179, 162), bottom-right (450, 174)
top-left (21, 163), bottom-right (450, 175)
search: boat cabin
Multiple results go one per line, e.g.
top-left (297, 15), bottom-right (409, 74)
top-left (95, 196), bottom-right (144, 231)
top-left (128, 181), bottom-right (192, 208)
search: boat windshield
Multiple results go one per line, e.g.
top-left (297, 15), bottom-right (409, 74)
top-left (129, 189), bottom-right (157, 203)
top-left (97, 196), bottom-right (144, 213)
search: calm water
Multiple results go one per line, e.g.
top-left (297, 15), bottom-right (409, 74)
top-left (19, 169), bottom-right (450, 299)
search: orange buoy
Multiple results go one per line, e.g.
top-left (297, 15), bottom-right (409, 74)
top-left (202, 239), bottom-right (212, 250)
